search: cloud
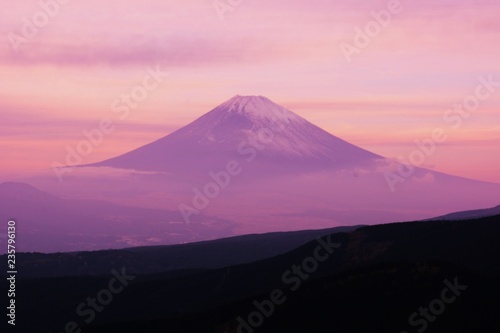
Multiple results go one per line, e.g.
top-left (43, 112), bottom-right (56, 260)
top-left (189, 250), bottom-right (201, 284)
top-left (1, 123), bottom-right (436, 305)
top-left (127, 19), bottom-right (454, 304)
top-left (62, 166), bottom-right (168, 179)
top-left (340, 159), bottom-right (401, 178)
top-left (1, 37), bottom-right (256, 67)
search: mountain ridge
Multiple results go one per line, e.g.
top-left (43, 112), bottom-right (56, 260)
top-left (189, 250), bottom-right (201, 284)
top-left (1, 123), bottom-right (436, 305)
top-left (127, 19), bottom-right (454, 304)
top-left (430, 204), bottom-right (500, 220)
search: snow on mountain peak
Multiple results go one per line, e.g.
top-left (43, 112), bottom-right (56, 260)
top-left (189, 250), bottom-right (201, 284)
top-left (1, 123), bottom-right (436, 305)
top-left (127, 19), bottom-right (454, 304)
top-left (217, 95), bottom-right (299, 123)
top-left (185, 95), bottom-right (378, 161)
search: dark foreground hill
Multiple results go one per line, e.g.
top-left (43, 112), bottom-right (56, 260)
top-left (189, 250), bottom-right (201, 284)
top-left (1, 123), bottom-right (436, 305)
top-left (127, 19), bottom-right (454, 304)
top-left (5, 215), bottom-right (500, 332)
top-left (4, 225), bottom-right (358, 278)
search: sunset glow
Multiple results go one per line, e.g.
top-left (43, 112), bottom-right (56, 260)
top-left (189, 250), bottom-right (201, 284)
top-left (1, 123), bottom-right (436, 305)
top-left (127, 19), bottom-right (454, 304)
top-left (1, 0), bottom-right (499, 182)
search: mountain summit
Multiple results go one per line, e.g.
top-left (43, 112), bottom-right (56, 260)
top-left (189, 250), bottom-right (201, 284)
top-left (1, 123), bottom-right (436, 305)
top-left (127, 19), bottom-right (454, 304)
top-left (216, 95), bottom-right (298, 122)
top-left (90, 95), bottom-right (379, 174)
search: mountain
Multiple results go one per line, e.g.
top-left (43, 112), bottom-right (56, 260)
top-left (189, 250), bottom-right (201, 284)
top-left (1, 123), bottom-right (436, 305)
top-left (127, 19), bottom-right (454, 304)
top-left (430, 204), bottom-right (500, 220)
top-left (65, 95), bottom-right (500, 229)
top-left (0, 182), bottom-right (236, 253)
top-left (90, 95), bottom-right (380, 174)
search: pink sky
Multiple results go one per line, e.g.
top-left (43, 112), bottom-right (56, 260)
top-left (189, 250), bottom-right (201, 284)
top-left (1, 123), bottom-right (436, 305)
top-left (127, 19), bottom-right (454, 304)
top-left (1, 0), bottom-right (499, 182)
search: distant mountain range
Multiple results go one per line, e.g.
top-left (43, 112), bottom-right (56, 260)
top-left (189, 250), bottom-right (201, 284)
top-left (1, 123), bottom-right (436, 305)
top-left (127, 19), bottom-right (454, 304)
top-left (430, 204), bottom-right (500, 220)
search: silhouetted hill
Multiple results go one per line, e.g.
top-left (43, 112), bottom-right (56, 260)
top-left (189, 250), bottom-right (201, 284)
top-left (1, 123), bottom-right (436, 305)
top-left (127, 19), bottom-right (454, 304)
top-left (6, 215), bottom-right (500, 332)
top-left (9, 225), bottom-right (358, 278)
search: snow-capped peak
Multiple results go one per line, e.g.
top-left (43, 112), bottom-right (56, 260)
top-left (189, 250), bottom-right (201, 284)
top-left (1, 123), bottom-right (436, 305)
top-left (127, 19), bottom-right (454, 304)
top-left (218, 95), bottom-right (299, 123)
top-left (91, 95), bottom-right (380, 173)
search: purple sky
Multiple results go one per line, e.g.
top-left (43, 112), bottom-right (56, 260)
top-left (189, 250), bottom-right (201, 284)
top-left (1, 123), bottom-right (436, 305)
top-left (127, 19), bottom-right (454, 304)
top-left (1, 0), bottom-right (499, 182)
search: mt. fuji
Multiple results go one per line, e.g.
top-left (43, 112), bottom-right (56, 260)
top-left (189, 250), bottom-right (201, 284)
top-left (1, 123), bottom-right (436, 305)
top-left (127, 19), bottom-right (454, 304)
top-left (72, 95), bottom-right (500, 229)
top-left (91, 95), bottom-right (380, 174)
